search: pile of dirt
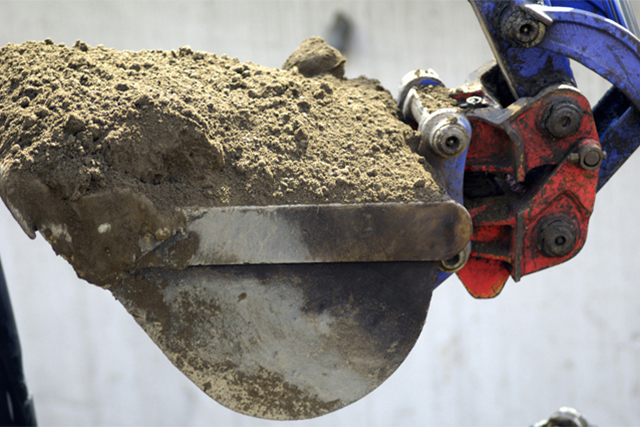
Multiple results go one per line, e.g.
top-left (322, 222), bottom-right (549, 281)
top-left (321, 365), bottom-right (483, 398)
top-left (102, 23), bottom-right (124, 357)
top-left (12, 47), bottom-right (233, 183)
top-left (0, 37), bottom-right (447, 285)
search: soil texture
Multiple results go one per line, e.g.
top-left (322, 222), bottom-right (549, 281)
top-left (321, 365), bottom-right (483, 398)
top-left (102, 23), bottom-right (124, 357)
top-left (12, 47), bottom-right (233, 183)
top-left (0, 37), bottom-right (447, 285)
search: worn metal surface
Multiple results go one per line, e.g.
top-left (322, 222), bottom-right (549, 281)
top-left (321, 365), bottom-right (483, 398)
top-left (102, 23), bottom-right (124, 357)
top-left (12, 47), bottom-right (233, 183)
top-left (0, 165), bottom-right (464, 419)
top-left (525, 3), bottom-right (640, 111)
top-left (138, 202), bottom-right (472, 267)
top-left (472, 1), bottom-right (640, 194)
top-left (110, 261), bottom-right (438, 420)
top-left (397, 76), bottom-right (473, 287)
top-left (453, 1), bottom-right (640, 298)
top-left (456, 82), bottom-right (600, 298)
top-left (469, 0), bottom-right (575, 100)
top-left (550, 1), bottom-right (640, 35)
top-left (597, 102), bottom-right (640, 190)
top-left (110, 200), bottom-right (456, 419)
top-left (125, 202), bottom-right (462, 419)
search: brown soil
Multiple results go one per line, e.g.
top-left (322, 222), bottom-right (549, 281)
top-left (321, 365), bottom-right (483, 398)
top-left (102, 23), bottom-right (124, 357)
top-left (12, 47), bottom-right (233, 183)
top-left (0, 37), bottom-right (447, 285)
top-left (415, 84), bottom-right (459, 112)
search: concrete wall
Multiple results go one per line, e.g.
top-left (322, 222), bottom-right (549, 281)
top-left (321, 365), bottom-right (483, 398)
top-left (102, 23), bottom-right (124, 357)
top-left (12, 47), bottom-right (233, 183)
top-left (1, 1), bottom-right (640, 425)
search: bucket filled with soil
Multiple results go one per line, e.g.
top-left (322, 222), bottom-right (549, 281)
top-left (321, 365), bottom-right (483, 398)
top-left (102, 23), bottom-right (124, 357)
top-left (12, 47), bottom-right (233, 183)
top-left (0, 37), bottom-right (456, 419)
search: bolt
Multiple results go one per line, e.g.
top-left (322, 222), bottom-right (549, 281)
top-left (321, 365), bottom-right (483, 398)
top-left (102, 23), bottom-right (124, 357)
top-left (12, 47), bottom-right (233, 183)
top-left (516, 21), bottom-right (538, 43)
top-left (545, 101), bottom-right (583, 138)
top-left (584, 151), bottom-right (600, 167)
top-left (466, 96), bottom-right (483, 106)
top-left (439, 243), bottom-right (470, 273)
top-left (446, 136), bottom-right (460, 150)
top-left (538, 218), bottom-right (577, 258)
top-left (578, 142), bottom-right (604, 171)
top-left (500, 9), bottom-right (546, 48)
top-left (431, 124), bottom-right (468, 158)
top-left (419, 109), bottom-right (472, 159)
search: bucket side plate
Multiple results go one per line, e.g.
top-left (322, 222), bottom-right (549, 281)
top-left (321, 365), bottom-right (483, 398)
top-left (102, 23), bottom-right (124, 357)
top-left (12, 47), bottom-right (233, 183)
top-left (111, 261), bottom-right (438, 420)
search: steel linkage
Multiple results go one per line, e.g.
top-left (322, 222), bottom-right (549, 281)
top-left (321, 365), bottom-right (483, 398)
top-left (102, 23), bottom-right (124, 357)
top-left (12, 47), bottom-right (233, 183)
top-left (455, 72), bottom-right (601, 297)
top-left (402, 0), bottom-right (640, 297)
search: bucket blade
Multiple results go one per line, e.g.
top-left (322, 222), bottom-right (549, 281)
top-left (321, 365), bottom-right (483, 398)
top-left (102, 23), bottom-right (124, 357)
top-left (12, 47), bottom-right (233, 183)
top-left (138, 201), bottom-right (472, 267)
top-left (111, 261), bottom-right (437, 420)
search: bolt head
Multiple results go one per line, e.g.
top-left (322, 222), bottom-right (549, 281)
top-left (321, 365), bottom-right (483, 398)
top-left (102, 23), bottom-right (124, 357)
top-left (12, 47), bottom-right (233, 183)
top-left (419, 109), bottom-right (472, 159)
top-left (584, 151), bottom-right (600, 167)
top-left (501, 10), bottom-right (546, 48)
top-left (430, 126), bottom-right (468, 158)
top-left (545, 101), bottom-right (582, 138)
top-left (515, 20), bottom-right (540, 44)
top-left (578, 142), bottom-right (604, 171)
top-left (538, 218), bottom-right (577, 258)
top-left (466, 96), bottom-right (484, 106)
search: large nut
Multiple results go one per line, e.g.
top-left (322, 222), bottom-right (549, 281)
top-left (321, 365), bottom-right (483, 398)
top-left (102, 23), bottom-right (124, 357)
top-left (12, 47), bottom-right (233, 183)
top-left (418, 109), bottom-right (472, 159)
top-left (544, 101), bottom-right (583, 138)
top-left (500, 9), bottom-right (546, 48)
top-left (538, 218), bottom-right (577, 258)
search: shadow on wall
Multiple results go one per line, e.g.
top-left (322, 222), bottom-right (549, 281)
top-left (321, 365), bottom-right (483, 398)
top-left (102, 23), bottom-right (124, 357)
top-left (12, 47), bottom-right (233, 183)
top-left (325, 11), bottom-right (354, 55)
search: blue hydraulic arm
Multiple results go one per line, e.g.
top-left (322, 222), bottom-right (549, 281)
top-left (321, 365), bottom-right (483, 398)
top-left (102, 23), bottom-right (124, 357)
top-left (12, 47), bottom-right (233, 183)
top-left (550, 0), bottom-right (639, 35)
top-left (468, 0), bottom-right (576, 99)
top-left (468, 0), bottom-right (640, 191)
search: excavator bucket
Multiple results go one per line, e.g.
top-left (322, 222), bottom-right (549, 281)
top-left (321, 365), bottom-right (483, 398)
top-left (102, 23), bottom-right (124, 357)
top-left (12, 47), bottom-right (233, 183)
top-left (115, 262), bottom-right (437, 419)
top-left (0, 38), bottom-right (472, 419)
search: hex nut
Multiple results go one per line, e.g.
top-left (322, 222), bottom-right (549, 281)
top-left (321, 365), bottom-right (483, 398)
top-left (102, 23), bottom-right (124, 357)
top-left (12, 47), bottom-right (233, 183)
top-left (545, 101), bottom-right (583, 138)
top-left (538, 218), bottom-right (577, 258)
top-left (500, 9), bottom-right (546, 48)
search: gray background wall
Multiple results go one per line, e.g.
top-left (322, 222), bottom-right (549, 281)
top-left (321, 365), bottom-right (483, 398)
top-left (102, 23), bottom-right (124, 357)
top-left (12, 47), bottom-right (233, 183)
top-left (1, 1), bottom-right (640, 425)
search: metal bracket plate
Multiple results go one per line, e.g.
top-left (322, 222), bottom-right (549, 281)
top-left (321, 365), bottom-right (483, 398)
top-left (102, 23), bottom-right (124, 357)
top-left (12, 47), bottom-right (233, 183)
top-left (139, 201), bottom-right (472, 268)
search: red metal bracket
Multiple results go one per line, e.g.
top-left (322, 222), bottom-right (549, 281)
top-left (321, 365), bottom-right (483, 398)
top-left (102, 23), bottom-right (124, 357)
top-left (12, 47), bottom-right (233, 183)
top-left (455, 84), bottom-right (602, 298)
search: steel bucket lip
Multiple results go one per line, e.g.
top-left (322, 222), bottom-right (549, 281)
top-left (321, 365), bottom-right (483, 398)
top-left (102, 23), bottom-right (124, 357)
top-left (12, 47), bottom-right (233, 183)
top-left (155, 200), bottom-right (473, 267)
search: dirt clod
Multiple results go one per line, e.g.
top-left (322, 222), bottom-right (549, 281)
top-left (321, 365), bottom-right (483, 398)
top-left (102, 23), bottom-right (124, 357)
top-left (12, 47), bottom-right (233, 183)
top-left (282, 36), bottom-right (346, 78)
